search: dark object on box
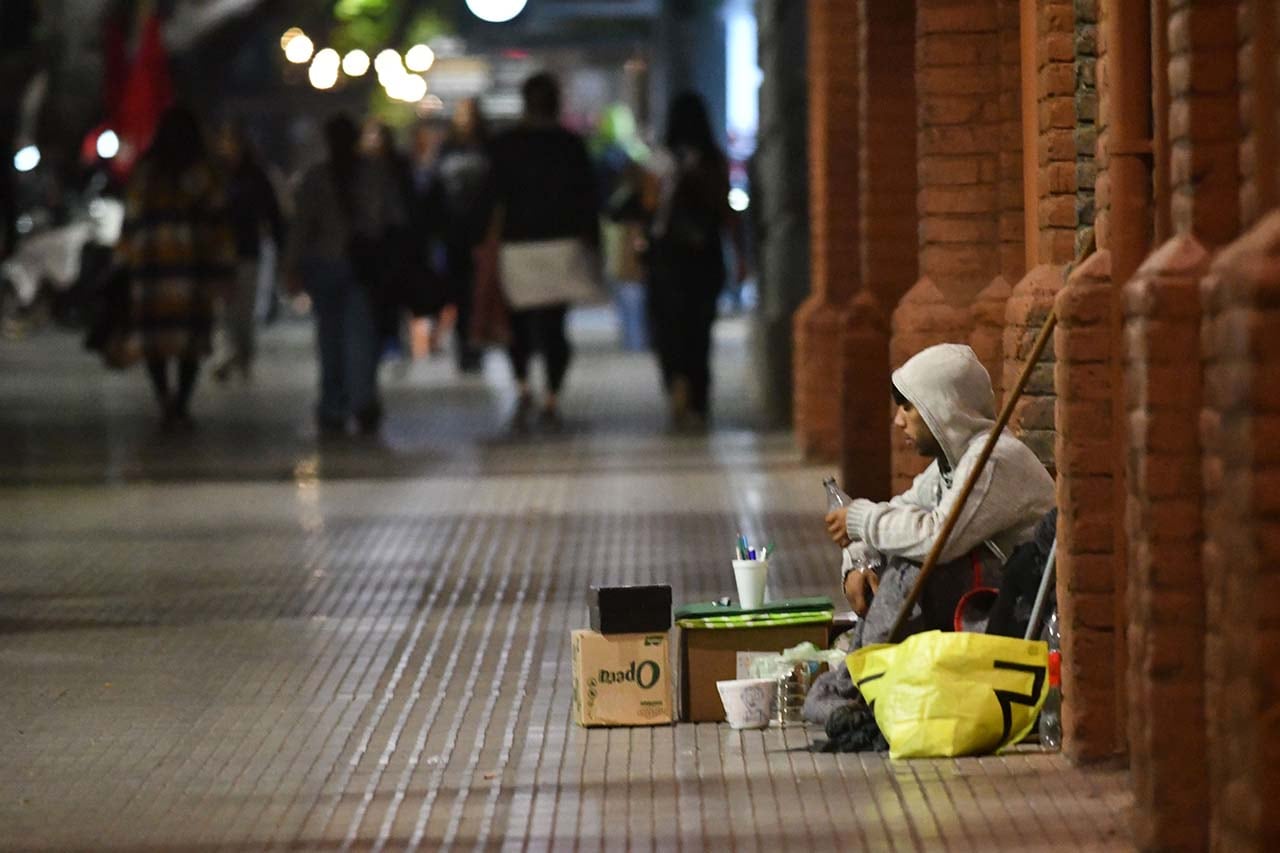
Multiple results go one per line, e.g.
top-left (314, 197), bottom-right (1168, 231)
top-left (674, 596), bottom-right (833, 722)
top-left (589, 584), bottom-right (672, 634)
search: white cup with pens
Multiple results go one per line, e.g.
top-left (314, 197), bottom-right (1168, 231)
top-left (732, 536), bottom-right (772, 610)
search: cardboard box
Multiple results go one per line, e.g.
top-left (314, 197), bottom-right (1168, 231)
top-left (588, 584), bottom-right (672, 634)
top-left (572, 629), bottom-right (672, 727)
top-left (677, 622), bottom-right (831, 722)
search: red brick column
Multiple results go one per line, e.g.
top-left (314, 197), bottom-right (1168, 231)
top-left (969, 275), bottom-right (1013, 405)
top-left (1168, 0), bottom-right (1239, 247)
top-left (839, 292), bottom-right (891, 501)
top-left (890, 0), bottom-right (1000, 489)
top-left (1053, 249), bottom-right (1120, 763)
top-left (1200, 211), bottom-right (1280, 850)
top-left (1239, 0), bottom-right (1278, 227)
top-left (1123, 235), bottom-right (1209, 851)
top-left (793, 0), bottom-right (859, 459)
top-left (838, 0), bottom-right (917, 502)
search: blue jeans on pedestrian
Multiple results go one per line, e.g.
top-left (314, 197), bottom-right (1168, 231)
top-left (303, 258), bottom-right (379, 427)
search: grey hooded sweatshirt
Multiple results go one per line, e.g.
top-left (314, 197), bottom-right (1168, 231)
top-left (844, 343), bottom-right (1055, 565)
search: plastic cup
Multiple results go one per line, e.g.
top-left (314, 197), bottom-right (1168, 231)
top-left (732, 559), bottom-right (768, 610)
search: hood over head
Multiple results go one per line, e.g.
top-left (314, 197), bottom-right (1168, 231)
top-left (891, 343), bottom-right (996, 469)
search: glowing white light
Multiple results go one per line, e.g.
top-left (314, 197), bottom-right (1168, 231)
top-left (405, 44), bottom-right (435, 72)
top-left (96, 129), bottom-right (120, 159)
top-left (465, 0), bottom-right (528, 23)
top-left (280, 27), bottom-right (303, 50)
top-left (728, 188), bottom-right (750, 212)
top-left (342, 49), bottom-right (370, 76)
top-left (388, 74), bottom-right (428, 102)
top-left (284, 33), bottom-right (314, 64)
top-left (374, 49), bottom-right (403, 74)
top-left (309, 54), bottom-right (339, 90)
top-left (314, 48), bottom-right (339, 69)
top-left (13, 145), bottom-right (40, 172)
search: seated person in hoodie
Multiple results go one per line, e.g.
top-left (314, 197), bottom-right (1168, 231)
top-left (824, 342), bottom-right (1055, 649)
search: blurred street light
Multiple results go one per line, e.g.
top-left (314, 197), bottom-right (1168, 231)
top-left (309, 49), bottom-right (340, 89)
top-left (284, 33), bottom-right (314, 64)
top-left (342, 49), bottom-right (370, 76)
top-left (465, 0), bottom-right (528, 23)
top-left (406, 44), bottom-right (435, 72)
top-left (96, 130), bottom-right (120, 159)
top-left (280, 27), bottom-right (303, 50)
top-left (13, 145), bottom-right (40, 172)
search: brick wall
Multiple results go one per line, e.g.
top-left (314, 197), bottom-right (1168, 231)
top-left (839, 292), bottom-right (892, 502)
top-left (793, 0), bottom-right (859, 458)
top-left (969, 276), bottom-right (1013, 405)
top-left (1200, 211), bottom-right (1280, 850)
top-left (1168, 0), bottom-right (1240, 246)
top-left (997, 0), bottom-right (1026, 284)
top-left (1053, 250), bottom-right (1120, 763)
top-left (1075, 0), bottom-right (1099, 257)
top-left (1003, 265), bottom-right (1064, 470)
top-left (1123, 235), bottom-right (1210, 850)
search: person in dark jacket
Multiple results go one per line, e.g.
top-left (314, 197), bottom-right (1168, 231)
top-left (646, 92), bottom-right (742, 430)
top-left (489, 72), bottom-right (599, 430)
top-left (212, 119), bottom-right (285, 382)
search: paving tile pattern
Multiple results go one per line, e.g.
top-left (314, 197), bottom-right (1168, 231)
top-left (0, 316), bottom-right (1131, 851)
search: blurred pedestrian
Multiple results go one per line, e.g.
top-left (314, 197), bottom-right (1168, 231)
top-left (284, 114), bottom-right (404, 436)
top-left (646, 92), bottom-right (745, 430)
top-left (115, 105), bottom-right (234, 430)
top-left (212, 119), bottom-right (285, 383)
top-left (490, 72), bottom-right (600, 430)
top-left (360, 120), bottom-right (418, 365)
top-left (433, 98), bottom-right (494, 373)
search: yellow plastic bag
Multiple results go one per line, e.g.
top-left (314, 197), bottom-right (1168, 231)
top-left (846, 630), bottom-right (1049, 759)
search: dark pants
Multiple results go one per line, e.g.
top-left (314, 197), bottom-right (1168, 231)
top-left (648, 286), bottom-right (718, 415)
top-left (446, 239), bottom-right (478, 367)
top-left (507, 304), bottom-right (570, 394)
top-left (146, 357), bottom-right (199, 416)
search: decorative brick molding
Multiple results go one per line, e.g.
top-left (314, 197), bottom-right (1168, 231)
top-left (1124, 234), bottom-right (1210, 851)
top-left (1053, 249), bottom-right (1120, 763)
top-left (1004, 264), bottom-right (1065, 469)
top-left (1200, 210), bottom-right (1280, 850)
top-left (1238, 0), bottom-right (1278, 227)
top-left (794, 0), bottom-right (859, 459)
top-left (969, 275), bottom-right (1013, 404)
top-left (839, 291), bottom-right (892, 502)
top-left (1074, 0), bottom-right (1099, 257)
top-left (890, 277), bottom-right (972, 492)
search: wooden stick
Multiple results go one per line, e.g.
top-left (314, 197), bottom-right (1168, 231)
top-left (886, 307), bottom-right (1059, 643)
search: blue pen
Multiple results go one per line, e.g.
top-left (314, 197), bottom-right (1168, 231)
top-left (748, 548), bottom-right (756, 560)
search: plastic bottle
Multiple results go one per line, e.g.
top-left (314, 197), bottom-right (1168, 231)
top-left (1039, 609), bottom-right (1062, 751)
top-left (823, 476), bottom-right (851, 511)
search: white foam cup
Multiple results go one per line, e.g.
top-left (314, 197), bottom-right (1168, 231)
top-left (716, 678), bottom-right (776, 729)
top-left (732, 559), bottom-right (768, 610)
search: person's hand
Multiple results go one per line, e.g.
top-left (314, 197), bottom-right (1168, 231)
top-left (843, 567), bottom-right (880, 618)
top-left (825, 507), bottom-right (852, 547)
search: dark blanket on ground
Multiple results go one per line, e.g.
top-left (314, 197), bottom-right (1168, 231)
top-left (811, 702), bottom-right (889, 753)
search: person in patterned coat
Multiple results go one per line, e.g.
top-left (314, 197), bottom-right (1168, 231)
top-left (115, 106), bottom-right (234, 429)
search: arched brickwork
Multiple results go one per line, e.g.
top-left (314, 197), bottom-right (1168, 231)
top-left (1053, 249), bottom-right (1120, 763)
top-left (1200, 211), bottom-right (1280, 850)
top-left (1123, 234), bottom-right (1210, 851)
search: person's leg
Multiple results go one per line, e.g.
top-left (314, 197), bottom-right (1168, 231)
top-left (304, 260), bottom-right (348, 430)
top-left (172, 357), bottom-right (200, 420)
top-left (145, 356), bottom-right (171, 414)
top-left (506, 308), bottom-right (536, 428)
top-left (219, 260), bottom-right (257, 379)
top-left (343, 272), bottom-right (382, 433)
top-left (685, 294), bottom-right (717, 420)
top-left (449, 241), bottom-right (480, 371)
top-left (539, 304), bottom-right (571, 408)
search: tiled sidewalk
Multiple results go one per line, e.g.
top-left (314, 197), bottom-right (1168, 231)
top-left (0, 316), bottom-right (1131, 851)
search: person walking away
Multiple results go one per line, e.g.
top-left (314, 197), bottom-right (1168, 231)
top-left (284, 114), bottom-right (405, 436)
top-left (489, 72), bottom-right (600, 431)
top-left (115, 105), bottom-right (234, 430)
top-left (360, 120), bottom-right (421, 367)
top-left (646, 92), bottom-right (745, 431)
top-left (212, 119), bottom-right (285, 383)
top-left (408, 119), bottom-right (449, 353)
top-left (433, 98), bottom-right (494, 373)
